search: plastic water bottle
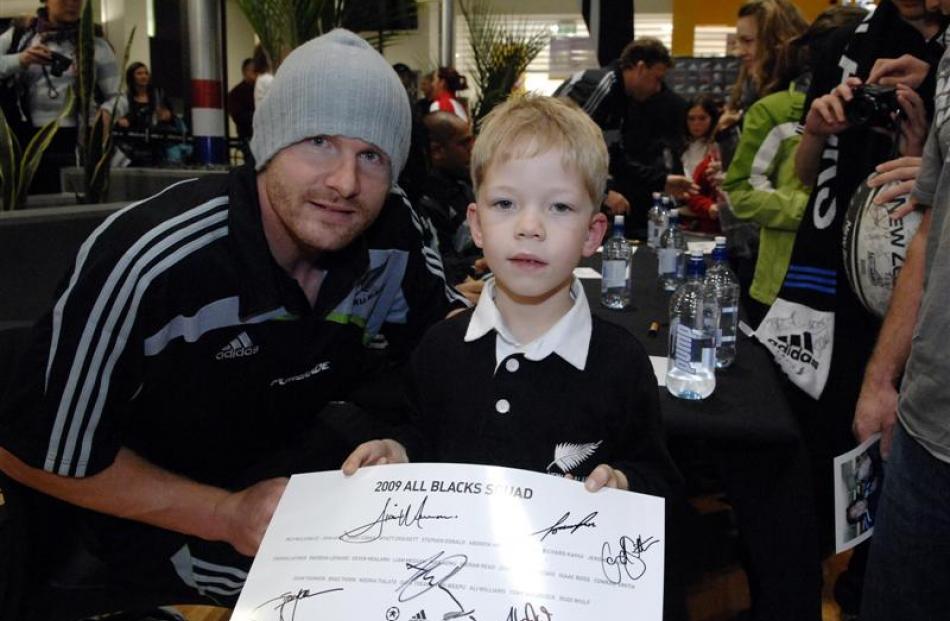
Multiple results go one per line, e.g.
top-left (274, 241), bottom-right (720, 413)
top-left (705, 236), bottom-right (740, 368)
top-left (647, 193), bottom-right (665, 249)
top-left (657, 211), bottom-right (686, 291)
top-left (666, 250), bottom-right (719, 399)
top-left (601, 215), bottom-right (631, 309)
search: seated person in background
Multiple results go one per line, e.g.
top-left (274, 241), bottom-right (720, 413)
top-left (114, 62), bottom-right (168, 130)
top-left (0, 29), bottom-right (458, 611)
top-left (111, 62), bottom-right (187, 166)
top-left (679, 94), bottom-right (724, 234)
top-left (344, 95), bottom-right (685, 618)
top-left (418, 111), bottom-right (478, 284)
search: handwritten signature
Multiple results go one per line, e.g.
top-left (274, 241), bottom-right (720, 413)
top-left (506, 603), bottom-right (553, 621)
top-left (339, 495), bottom-right (459, 543)
top-left (397, 551), bottom-right (476, 620)
top-left (601, 535), bottom-right (659, 585)
top-left (530, 511), bottom-right (598, 541)
top-left (254, 587), bottom-right (343, 621)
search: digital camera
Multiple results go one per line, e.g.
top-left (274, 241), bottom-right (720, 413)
top-left (844, 84), bottom-right (902, 129)
top-left (48, 51), bottom-right (73, 77)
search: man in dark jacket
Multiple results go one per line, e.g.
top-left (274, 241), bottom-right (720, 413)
top-left (0, 29), bottom-right (462, 614)
top-left (555, 37), bottom-right (696, 236)
top-left (227, 57), bottom-right (256, 143)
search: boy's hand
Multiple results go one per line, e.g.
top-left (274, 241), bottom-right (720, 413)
top-left (584, 464), bottom-right (629, 492)
top-left (341, 439), bottom-right (408, 475)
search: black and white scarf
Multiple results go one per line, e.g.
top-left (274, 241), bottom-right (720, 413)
top-left (755, 0), bottom-right (945, 398)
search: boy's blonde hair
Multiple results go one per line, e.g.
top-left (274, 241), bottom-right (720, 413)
top-left (471, 94), bottom-right (608, 209)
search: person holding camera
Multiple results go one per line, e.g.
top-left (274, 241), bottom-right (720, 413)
top-left (0, 0), bottom-right (119, 193)
top-left (752, 0), bottom-right (945, 617)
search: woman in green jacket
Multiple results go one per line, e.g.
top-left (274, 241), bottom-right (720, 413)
top-left (723, 5), bottom-right (867, 324)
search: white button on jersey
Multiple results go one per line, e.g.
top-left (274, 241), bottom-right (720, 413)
top-left (495, 398), bottom-right (511, 414)
top-left (505, 358), bottom-right (519, 373)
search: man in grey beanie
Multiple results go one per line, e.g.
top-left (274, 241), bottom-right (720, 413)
top-left (0, 29), bottom-right (463, 615)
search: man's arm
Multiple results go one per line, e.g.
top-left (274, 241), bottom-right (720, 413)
top-left (853, 207), bottom-right (930, 457)
top-left (0, 445), bottom-right (286, 556)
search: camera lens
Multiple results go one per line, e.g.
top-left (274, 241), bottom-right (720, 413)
top-left (846, 95), bottom-right (875, 127)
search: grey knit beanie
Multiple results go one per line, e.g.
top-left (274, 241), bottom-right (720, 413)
top-left (250, 29), bottom-right (411, 179)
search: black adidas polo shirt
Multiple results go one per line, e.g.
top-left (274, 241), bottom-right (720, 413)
top-left (0, 164), bottom-right (458, 487)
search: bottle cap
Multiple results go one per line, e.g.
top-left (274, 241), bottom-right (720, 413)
top-left (714, 236), bottom-right (726, 245)
top-left (691, 249), bottom-right (703, 258)
top-left (615, 215), bottom-right (625, 226)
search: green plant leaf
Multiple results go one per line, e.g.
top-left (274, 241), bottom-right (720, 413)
top-left (0, 108), bottom-right (22, 211)
top-left (77, 0), bottom-right (96, 145)
top-left (461, 0), bottom-right (548, 129)
top-left (16, 88), bottom-right (76, 208)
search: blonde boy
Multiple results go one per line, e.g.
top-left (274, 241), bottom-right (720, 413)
top-left (344, 96), bottom-right (679, 498)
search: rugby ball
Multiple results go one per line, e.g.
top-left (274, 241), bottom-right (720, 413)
top-left (843, 173), bottom-right (922, 318)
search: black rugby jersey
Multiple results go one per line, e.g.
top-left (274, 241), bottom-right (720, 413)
top-left (401, 310), bottom-right (681, 499)
top-left (0, 164), bottom-right (460, 486)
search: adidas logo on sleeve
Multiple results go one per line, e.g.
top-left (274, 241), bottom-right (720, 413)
top-left (215, 331), bottom-right (259, 360)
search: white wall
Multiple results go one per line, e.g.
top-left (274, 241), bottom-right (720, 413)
top-left (99, 0), bottom-right (149, 70)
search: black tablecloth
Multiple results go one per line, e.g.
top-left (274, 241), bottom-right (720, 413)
top-left (583, 246), bottom-right (823, 621)
top-left (582, 248), bottom-right (800, 445)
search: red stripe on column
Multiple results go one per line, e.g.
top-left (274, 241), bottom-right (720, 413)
top-left (191, 79), bottom-right (223, 109)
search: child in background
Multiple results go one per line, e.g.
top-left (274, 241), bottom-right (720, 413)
top-left (680, 95), bottom-right (725, 233)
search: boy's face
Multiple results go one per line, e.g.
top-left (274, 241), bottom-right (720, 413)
top-left (467, 149), bottom-right (607, 304)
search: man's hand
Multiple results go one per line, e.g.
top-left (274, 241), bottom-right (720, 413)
top-left (18, 42), bottom-right (51, 68)
top-left (116, 116), bottom-right (130, 128)
top-left (803, 77), bottom-right (862, 136)
top-left (715, 109), bottom-right (742, 135)
top-left (868, 54), bottom-right (930, 89)
top-left (603, 190), bottom-right (630, 215)
top-left (454, 278), bottom-right (484, 307)
top-left (665, 175), bottom-right (699, 200)
top-left (584, 464), bottom-right (629, 492)
top-left (868, 156), bottom-right (921, 217)
top-left (853, 380), bottom-right (899, 459)
top-left (213, 477), bottom-right (288, 557)
top-left (341, 439), bottom-right (408, 476)
top-left (896, 85), bottom-right (928, 157)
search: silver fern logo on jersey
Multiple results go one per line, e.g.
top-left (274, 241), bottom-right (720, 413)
top-left (547, 441), bottom-right (603, 474)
